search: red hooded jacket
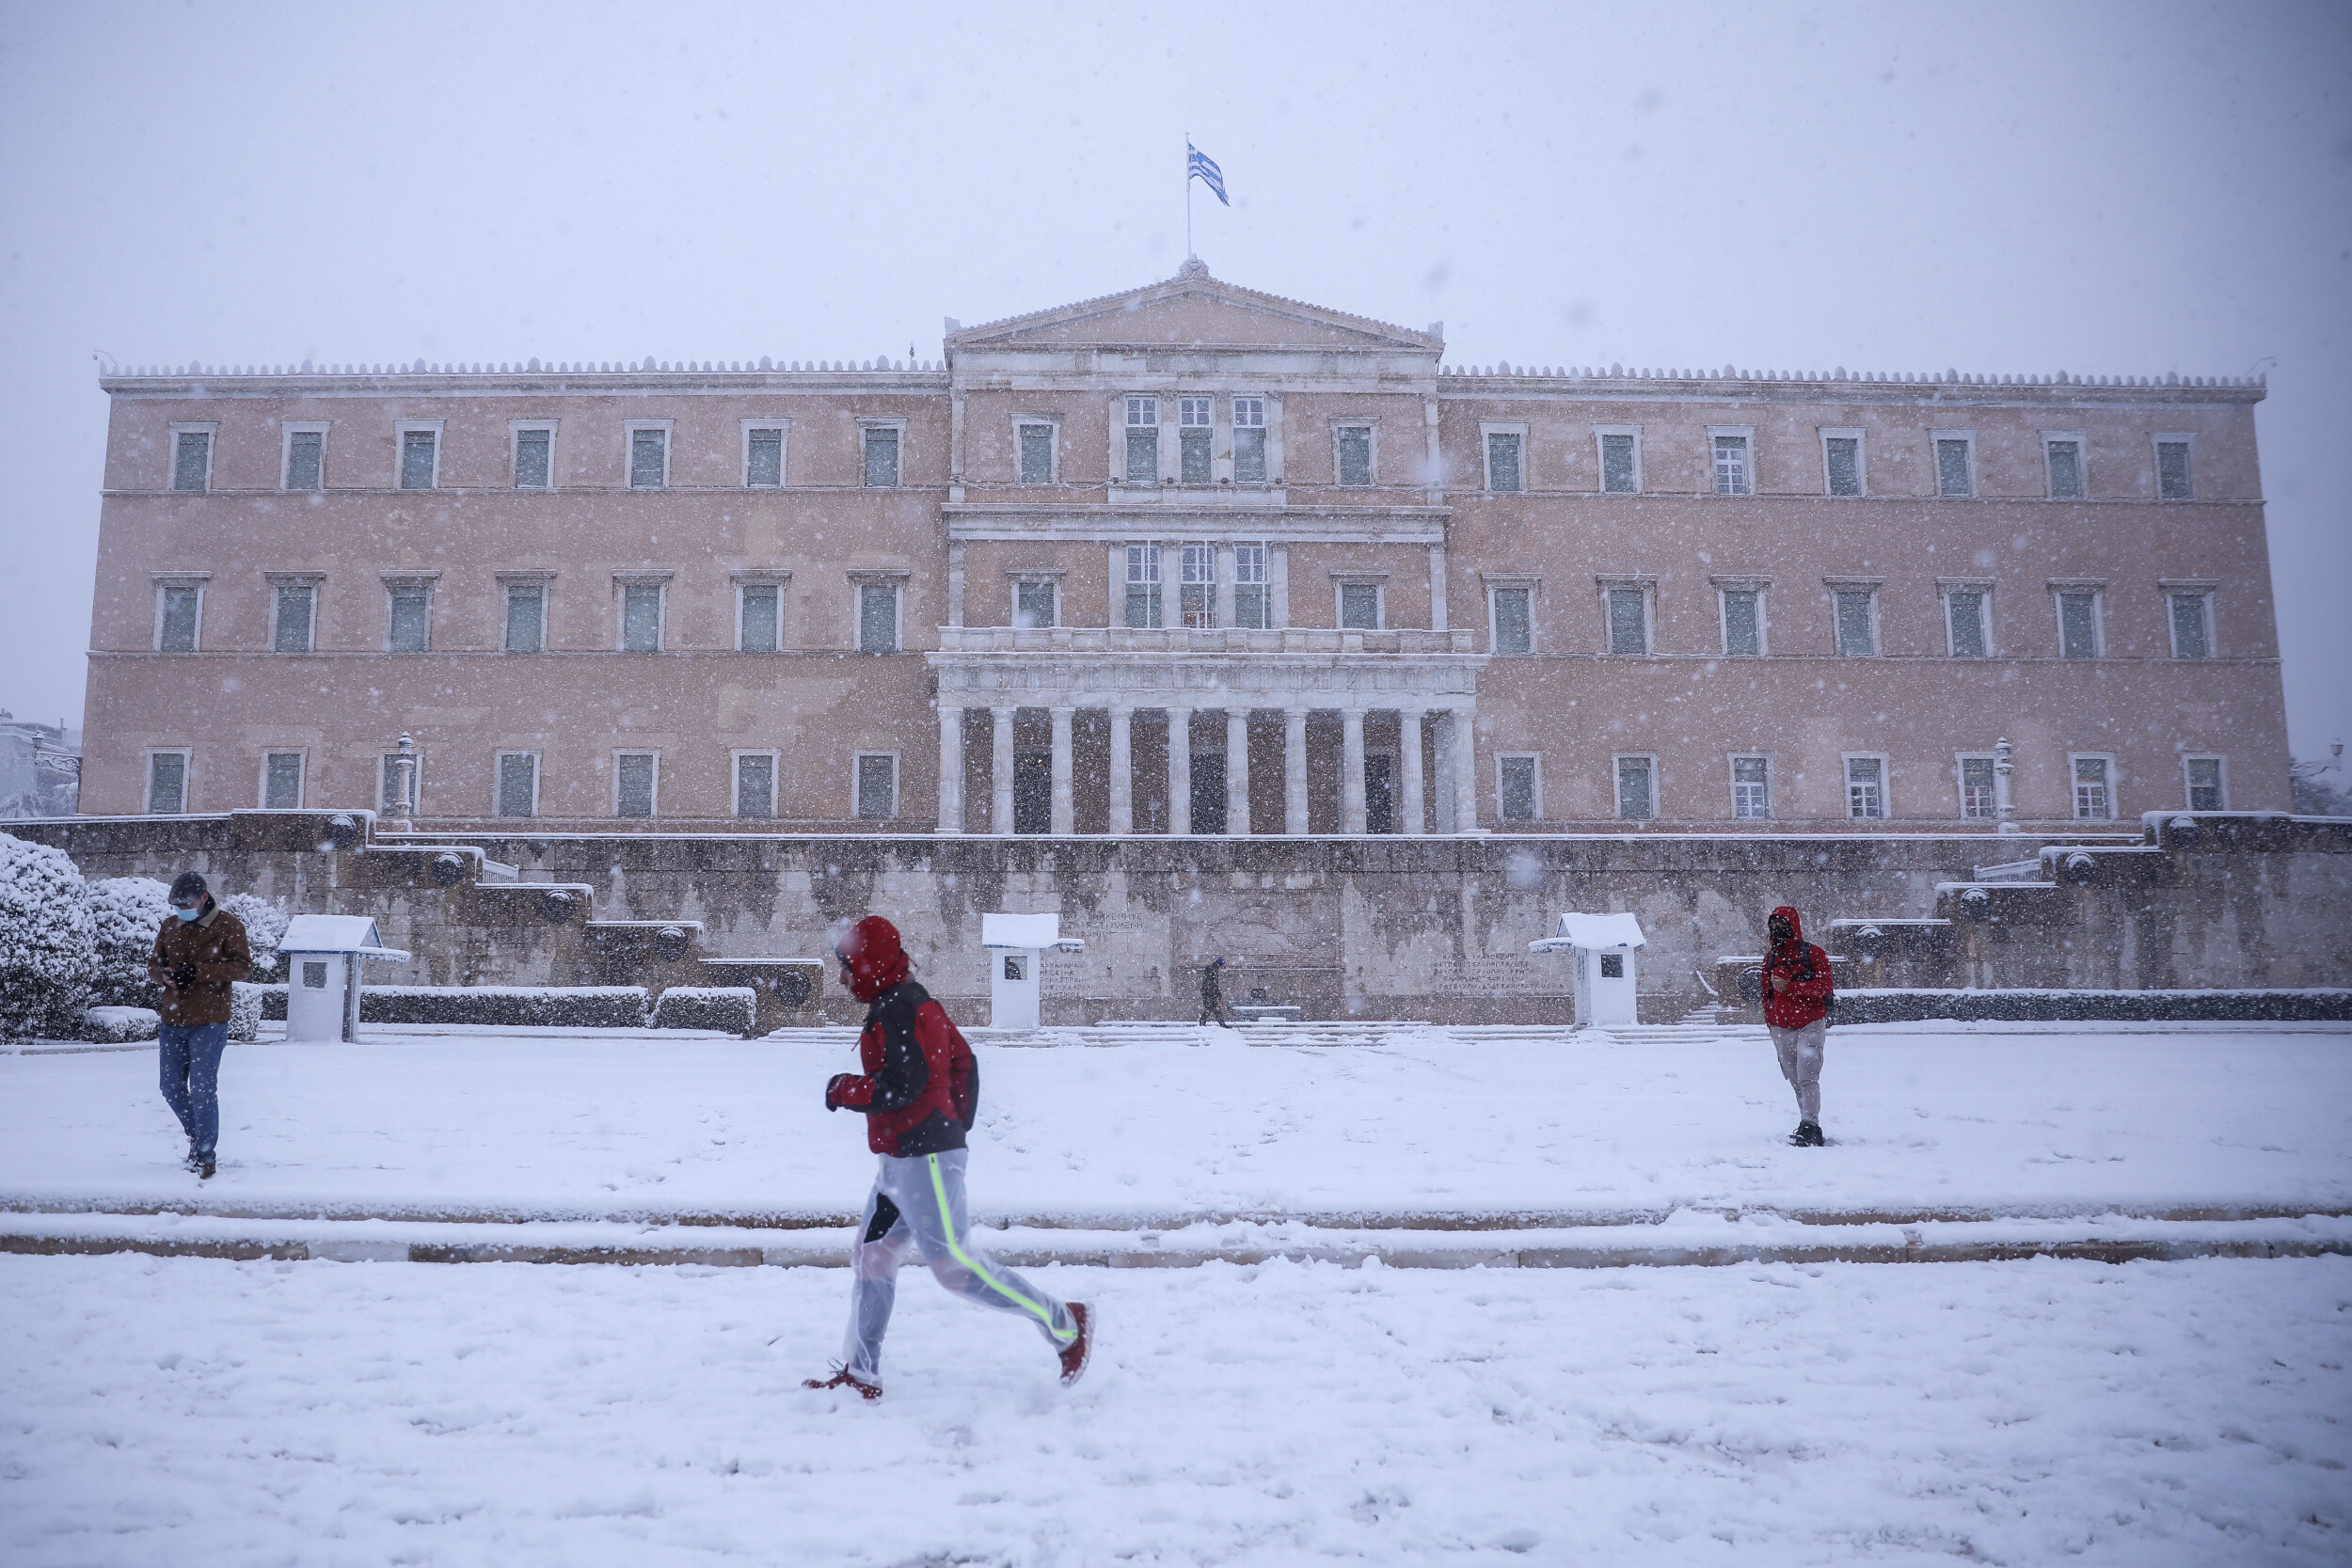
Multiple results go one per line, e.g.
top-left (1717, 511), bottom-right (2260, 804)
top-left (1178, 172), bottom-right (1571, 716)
top-left (1760, 906), bottom-right (1835, 1030)
top-left (822, 916), bottom-right (979, 1158)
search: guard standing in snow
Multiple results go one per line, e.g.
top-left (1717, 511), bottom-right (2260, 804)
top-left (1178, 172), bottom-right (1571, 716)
top-left (1759, 905), bottom-right (1834, 1147)
top-left (148, 871), bottom-right (251, 1179)
top-left (1198, 956), bottom-right (1231, 1027)
top-left (804, 915), bottom-right (1093, 1402)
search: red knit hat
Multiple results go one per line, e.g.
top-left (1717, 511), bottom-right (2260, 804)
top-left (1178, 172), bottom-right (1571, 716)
top-left (834, 915), bottom-right (911, 1003)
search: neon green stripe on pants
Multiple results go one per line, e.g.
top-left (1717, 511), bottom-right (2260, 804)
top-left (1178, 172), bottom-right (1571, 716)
top-left (927, 1153), bottom-right (1075, 1342)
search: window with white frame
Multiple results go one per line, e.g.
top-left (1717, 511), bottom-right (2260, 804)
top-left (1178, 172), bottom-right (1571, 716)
top-left (1013, 577), bottom-right (1058, 629)
top-left (2042, 433), bottom-right (2085, 499)
top-left (855, 753), bottom-right (898, 821)
top-left (1603, 583), bottom-right (1650, 656)
top-left (1615, 755), bottom-right (1656, 821)
top-left (1933, 431), bottom-right (1975, 498)
top-left (1718, 583), bottom-right (1765, 657)
top-left (2167, 587), bottom-right (2213, 658)
top-left (1731, 754), bottom-right (1772, 819)
top-left (2153, 436), bottom-right (2193, 501)
top-left (1844, 754), bottom-right (1887, 819)
top-left (2055, 586), bottom-right (2102, 658)
top-left (1489, 583), bottom-right (1534, 656)
top-left (270, 578), bottom-right (318, 653)
top-left (1821, 429), bottom-right (1864, 497)
top-left (856, 580), bottom-right (901, 653)
top-left (1338, 580), bottom-right (1382, 631)
top-left (615, 751), bottom-right (658, 818)
top-left (618, 578), bottom-right (665, 652)
top-left (262, 751), bottom-right (304, 809)
top-left (502, 578), bottom-right (548, 653)
top-left (1335, 423), bottom-right (1374, 487)
top-left (496, 752), bottom-right (539, 818)
top-left (170, 426), bottom-right (215, 492)
top-left (1232, 544), bottom-right (1270, 628)
top-left (148, 751), bottom-right (190, 814)
top-left (737, 578), bottom-right (783, 652)
top-left (1958, 754), bottom-right (1998, 819)
top-left (513, 422), bottom-right (556, 489)
top-left (156, 579), bottom-right (204, 652)
top-left (397, 425), bottom-right (440, 490)
top-left (2185, 756), bottom-right (2226, 811)
top-left (1943, 583), bottom-right (1991, 658)
top-left (1016, 421), bottom-right (1056, 485)
top-left (734, 752), bottom-right (776, 819)
top-left (1710, 431), bottom-right (1753, 497)
top-left (386, 578), bottom-right (433, 653)
top-left (743, 423), bottom-right (785, 488)
top-left (2073, 755), bottom-right (2113, 820)
top-left (628, 424), bottom-right (670, 489)
top-left (1831, 584), bottom-right (1879, 657)
top-left (1597, 427), bottom-right (1640, 494)
top-left (861, 423), bottom-right (902, 487)
top-left (1180, 544), bottom-right (1216, 628)
top-left (380, 750), bottom-right (421, 816)
top-left (283, 424), bottom-right (327, 491)
top-left (1231, 398), bottom-right (1266, 483)
top-left (1124, 545), bottom-right (1163, 626)
top-left (1179, 399), bottom-right (1215, 483)
top-left (1498, 754), bottom-right (1540, 821)
top-left (1484, 427), bottom-right (1524, 493)
top-left (1123, 397), bottom-right (1160, 483)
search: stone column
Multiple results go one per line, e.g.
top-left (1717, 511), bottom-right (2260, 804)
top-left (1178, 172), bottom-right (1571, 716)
top-left (1049, 705), bottom-right (1075, 835)
top-left (1108, 705), bottom-right (1134, 834)
top-left (1341, 707), bottom-right (1368, 834)
top-left (1398, 707), bottom-right (1426, 835)
top-left (1283, 707), bottom-right (1310, 833)
top-left (1225, 709), bottom-right (1251, 834)
top-left (936, 705), bottom-right (965, 833)
top-left (991, 705), bottom-right (1016, 833)
top-left (1166, 706), bottom-right (1192, 834)
top-left (1450, 704), bottom-right (1481, 832)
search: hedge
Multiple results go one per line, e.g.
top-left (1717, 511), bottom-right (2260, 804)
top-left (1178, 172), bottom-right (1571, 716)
top-left (1830, 988), bottom-right (2352, 1023)
top-left (256, 985), bottom-right (652, 1028)
top-left (650, 987), bottom-right (759, 1036)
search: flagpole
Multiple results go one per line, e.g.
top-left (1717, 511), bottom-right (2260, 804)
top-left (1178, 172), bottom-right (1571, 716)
top-left (1184, 133), bottom-right (1192, 259)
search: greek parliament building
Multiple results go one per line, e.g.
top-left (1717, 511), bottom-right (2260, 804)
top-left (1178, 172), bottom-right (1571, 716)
top-left (81, 261), bottom-right (2287, 835)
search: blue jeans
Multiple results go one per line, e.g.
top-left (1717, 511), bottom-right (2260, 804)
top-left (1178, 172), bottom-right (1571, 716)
top-left (158, 1022), bottom-right (230, 1159)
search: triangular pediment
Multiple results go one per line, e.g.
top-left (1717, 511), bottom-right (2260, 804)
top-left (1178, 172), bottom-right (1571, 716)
top-left (950, 261), bottom-right (1440, 354)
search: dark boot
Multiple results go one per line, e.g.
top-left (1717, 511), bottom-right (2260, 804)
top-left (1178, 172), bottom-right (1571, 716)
top-left (1789, 1121), bottom-right (1824, 1148)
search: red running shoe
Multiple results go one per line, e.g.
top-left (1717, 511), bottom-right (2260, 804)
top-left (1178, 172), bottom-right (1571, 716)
top-left (1057, 1302), bottom-right (1094, 1387)
top-left (803, 1368), bottom-right (882, 1402)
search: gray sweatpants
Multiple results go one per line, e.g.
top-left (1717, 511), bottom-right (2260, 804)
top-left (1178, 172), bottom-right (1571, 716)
top-left (840, 1148), bottom-right (1078, 1383)
top-left (1770, 1020), bottom-right (1826, 1123)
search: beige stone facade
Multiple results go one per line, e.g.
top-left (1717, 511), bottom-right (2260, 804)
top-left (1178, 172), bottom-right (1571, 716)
top-left (82, 261), bottom-right (2286, 832)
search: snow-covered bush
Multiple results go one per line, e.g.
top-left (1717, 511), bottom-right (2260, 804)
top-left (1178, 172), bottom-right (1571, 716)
top-left (83, 1006), bottom-right (160, 1043)
top-left (0, 831), bottom-right (96, 1040)
top-left (219, 891), bottom-right (289, 981)
top-left (86, 876), bottom-right (171, 1006)
top-left (652, 986), bottom-right (758, 1036)
top-left (254, 984), bottom-right (651, 1028)
top-left (229, 982), bottom-right (264, 1041)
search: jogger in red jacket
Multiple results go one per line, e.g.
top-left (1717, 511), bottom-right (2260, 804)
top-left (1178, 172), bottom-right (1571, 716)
top-left (804, 915), bottom-right (1093, 1401)
top-left (1761, 905), bottom-right (1835, 1147)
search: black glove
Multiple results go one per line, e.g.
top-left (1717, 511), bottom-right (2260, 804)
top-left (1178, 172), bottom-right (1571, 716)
top-left (824, 1073), bottom-right (855, 1112)
top-left (171, 962), bottom-right (199, 990)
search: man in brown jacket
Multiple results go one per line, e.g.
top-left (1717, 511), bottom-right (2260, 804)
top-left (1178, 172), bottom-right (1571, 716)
top-left (148, 871), bottom-right (251, 1179)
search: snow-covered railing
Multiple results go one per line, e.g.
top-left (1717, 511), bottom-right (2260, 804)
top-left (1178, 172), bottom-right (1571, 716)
top-left (1434, 364), bottom-right (2264, 390)
top-left (934, 626), bottom-right (1479, 656)
top-left (102, 357), bottom-right (946, 378)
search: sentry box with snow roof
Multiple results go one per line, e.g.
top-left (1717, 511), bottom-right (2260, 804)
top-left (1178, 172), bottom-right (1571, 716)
top-left (280, 914), bottom-right (411, 1043)
top-left (1528, 912), bottom-right (1646, 1027)
top-left (980, 911), bottom-right (1085, 1032)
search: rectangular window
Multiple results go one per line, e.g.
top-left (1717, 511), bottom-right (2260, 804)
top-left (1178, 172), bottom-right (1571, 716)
top-left (1834, 588), bottom-right (1877, 657)
top-left (628, 428), bottom-right (668, 489)
top-left (148, 752), bottom-right (188, 814)
top-left (1491, 586), bottom-right (1532, 655)
top-left (739, 583), bottom-right (780, 652)
top-left (1124, 397), bottom-right (1159, 483)
top-left (2074, 756), bottom-right (2111, 820)
top-left (862, 426), bottom-right (901, 487)
top-left (515, 427), bottom-right (553, 488)
top-left (1721, 589), bottom-right (1762, 657)
top-left (1180, 544), bottom-right (1216, 628)
top-left (1960, 755), bottom-right (1997, 819)
top-left (735, 753), bottom-right (775, 819)
top-left (1935, 436), bottom-right (1974, 498)
top-left (172, 431), bottom-right (212, 492)
top-left (2058, 591), bottom-right (2100, 658)
top-left (1499, 755), bottom-right (1539, 821)
top-left (1336, 425), bottom-right (1373, 487)
top-left (2045, 437), bottom-right (2084, 499)
top-left (1946, 588), bottom-right (1988, 658)
top-left (1731, 755), bottom-right (1772, 819)
top-left (615, 752), bottom-right (657, 818)
top-left (1711, 435), bottom-right (1751, 497)
top-left (1615, 755), bottom-right (1656, 821)
top-left (273, 584), bottom-right (315, 653)
top-left (388, 583), bottom-right (432, 652)
top-left (2169, 592), bottom-right (2211, 658)
top-left (1845, 755), bottom-right (1885, 819)
top-left (1179, 399), bottom-right (1213, 483)
top-left (621, 583), bottom-right (662, 652)
top-left (1232, 398), bottom-right (1266, 483)
top-left (1015, 579), bottom-right (1057, 629)
top-left (1486, 431), bottom-right (1522, 493)
top-left (745, 427), bottom-right (784, 487)
top-left (380, 752), bottom-right (420, 816)
top-left (1600, 432), bottom-right (1638, 494)
top-left (1232, 544), bottom-right (1270, 629)
top-left (263, 752), bottom-right (304, 809)
top-left (1124, 546), bottom-right (1162, 627)
top-left (399, 429), bottom-right (437, 490)
top-left (2185, 756), bottom-right (2225, 812)
top-left (497, 752), bottom-right (538, 818)
top-left (285, 430), bottom-right (323, 491)
top-left (2156, 440), bottom-right (2192, 501)
top-left (1824, 435), bottom-right (1862, 497)
top-left (855, 754), bottom-right (898, 821)
top-left (857, 583), bottom-right (900, 653)
top-left (158, 585), bottom-right (201, 652)
top-left (1017, 423), bottom-right (1055, 484)
top-left (1339, 582), bottom-right (1380, 630)
top-left (504, 584), bottom-right (546, 653)
top-left (1606, 587), bottom-right (1648, 656)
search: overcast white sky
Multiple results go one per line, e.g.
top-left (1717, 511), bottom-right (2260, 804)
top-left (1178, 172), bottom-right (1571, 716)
top-left (3, 1), bottom-right (2346, 758)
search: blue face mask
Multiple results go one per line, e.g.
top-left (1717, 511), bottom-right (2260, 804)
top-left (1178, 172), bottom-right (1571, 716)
top-left (174, 906), bottom-right (202, 922)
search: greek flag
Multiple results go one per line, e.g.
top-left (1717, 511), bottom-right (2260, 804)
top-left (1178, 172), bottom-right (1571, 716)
top-left (1187, 141), bottom-right (1229, 206)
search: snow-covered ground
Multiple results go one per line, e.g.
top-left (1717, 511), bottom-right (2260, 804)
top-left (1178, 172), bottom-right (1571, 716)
top-left (2, 1022), bottom-right (2348, 1223)
top-left (3, 1251), bottom-right (2345, 1566)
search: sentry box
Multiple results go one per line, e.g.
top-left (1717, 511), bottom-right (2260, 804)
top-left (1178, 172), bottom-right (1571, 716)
top-left (1528, 911), bottom-right (1646, 1027)
top-left (980, 911), bottom-right (1085, 1032)
top-left (279, 913), bottom-right (411, 1043)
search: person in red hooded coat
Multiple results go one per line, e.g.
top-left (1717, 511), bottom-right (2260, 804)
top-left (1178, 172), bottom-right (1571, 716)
top-left (803, 915), bottom-right (1093, 1402)
top-left (1760, 905), bottom-right (1835, 1147)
